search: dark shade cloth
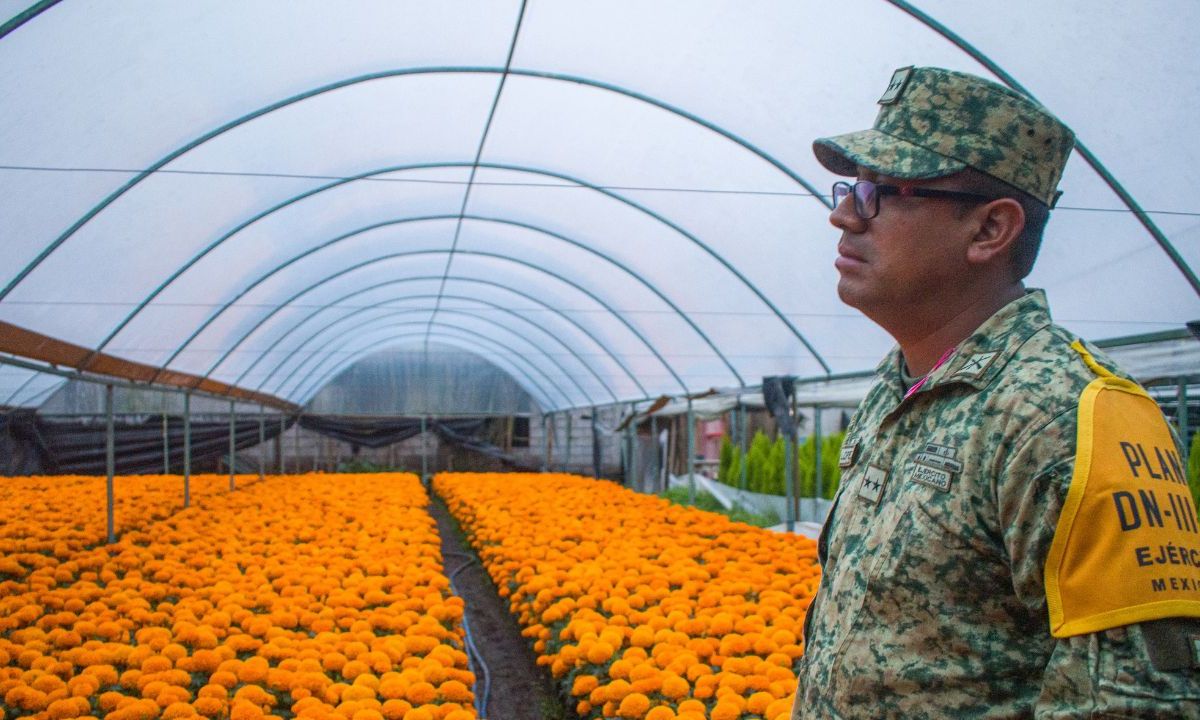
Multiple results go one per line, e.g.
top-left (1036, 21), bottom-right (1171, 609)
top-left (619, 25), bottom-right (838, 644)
top-left (296, 414), bottom-right (538, 470)
top-left (431, 419), bottom-right (539, 471)
top-left (0, 412), bottom-right (293, 475)
top-left (297, 415), bottom-right (424, 449)
top-left (762, 375), bottom-right (797, 437)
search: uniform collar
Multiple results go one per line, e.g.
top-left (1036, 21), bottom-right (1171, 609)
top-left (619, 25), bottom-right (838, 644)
top-left (877, 289), bottom-right (1053, 401)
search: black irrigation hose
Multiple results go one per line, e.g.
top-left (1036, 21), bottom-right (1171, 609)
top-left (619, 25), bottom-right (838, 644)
top-left (444, 551), bottom-right (492, 719)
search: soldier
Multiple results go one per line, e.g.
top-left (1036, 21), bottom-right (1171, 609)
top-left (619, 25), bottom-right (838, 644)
top-left (792, 66), bottom-right (1200, 718)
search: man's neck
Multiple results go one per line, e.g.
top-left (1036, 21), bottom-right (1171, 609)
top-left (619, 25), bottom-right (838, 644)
top-left (893, 284), bottom-right (1025, 376)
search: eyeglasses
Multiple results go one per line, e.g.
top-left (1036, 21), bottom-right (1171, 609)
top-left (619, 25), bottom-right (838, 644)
top-left (832, 180), bottom-right (996, 220)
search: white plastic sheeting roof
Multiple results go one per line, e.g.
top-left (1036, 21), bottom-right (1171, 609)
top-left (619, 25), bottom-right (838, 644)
top-left (1, 1), bottom-right (1197, 412)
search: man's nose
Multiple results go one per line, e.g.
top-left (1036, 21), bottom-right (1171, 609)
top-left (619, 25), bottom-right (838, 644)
top-left (830, 192), bottom-right (866, 233)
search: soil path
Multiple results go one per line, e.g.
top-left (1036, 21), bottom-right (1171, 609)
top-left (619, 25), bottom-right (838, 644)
top-left (428, 494), bottom-right (566, 720)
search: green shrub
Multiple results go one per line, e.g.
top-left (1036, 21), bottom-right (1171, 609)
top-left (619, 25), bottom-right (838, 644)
top-left (745, 431), bottom-right (772, 494)
top-left (658, 486), bottom-right (779, 527)
top-left (765, 435), bottom-right (786, 496)
top-left (717, 435), bottom-right (737, 487)
top-left (796, 431), bottom-right (846, 499)
top-left (715, 429), bottom-right (846, 499)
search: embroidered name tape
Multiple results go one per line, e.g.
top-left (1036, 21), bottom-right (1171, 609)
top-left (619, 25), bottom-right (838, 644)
top-left (910, 463), bottom-right (952, 492)
top-left (839, 439), bottom-right (859, 468)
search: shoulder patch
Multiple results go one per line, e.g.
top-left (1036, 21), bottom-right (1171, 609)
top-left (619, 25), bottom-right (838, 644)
top-left (1045, 376), bottom-right (1200, 637)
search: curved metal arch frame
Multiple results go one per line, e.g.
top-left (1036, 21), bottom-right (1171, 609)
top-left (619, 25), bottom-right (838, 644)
top-left (283, 316), bottom-right (571, 407)
top-left (889, 0), bottom-right (1200, 297)
top-left (12, 375), bottom-right (65, 409)
top-left (257, 275), bottom-right (646, 398)
top-left (0, 1), bottom-right (60, 41)
top-left (252, 302), bottom-right (602, 407)
top-left (295, 320), bottom-right (564, 409)
top-left (4, 66), bottom-right (833, 372)
top-left (252, 291), bottom-right (620, 404)
top-left (156, 212), bottom-right (740, 387)
top-left (2, 369), bottom-right (40, 407)
top-left (295, 326), bottom-right (558, 410)
top-left (97, 163), bottom-right (777, 381)
top-left (187, 248), bottom-right (691, 394)
top-left (258, 276), bottom-right (643, 398)
top-left (1, 66), bottom-right (828, 302)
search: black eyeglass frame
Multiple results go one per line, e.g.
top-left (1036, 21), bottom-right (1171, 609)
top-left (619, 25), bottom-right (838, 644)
top-left (832, 180), bottom-right (997, 220)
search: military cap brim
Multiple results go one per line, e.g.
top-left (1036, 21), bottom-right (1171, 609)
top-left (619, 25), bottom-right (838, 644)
top-left (813, 129), bottom-right (967, 180)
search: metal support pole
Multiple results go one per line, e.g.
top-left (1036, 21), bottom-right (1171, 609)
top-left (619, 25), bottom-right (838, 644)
top-left (228, 399), bottom-right (236, 491)
top-left (814, 406), bottom-right (824, 523)
top-left (738, 401), bottom-right (748, 491)
top-left (295, 413), bottom-right (302, 474)
top-left (1180, 379), bottom-right (1191, 462)
top-left (624, 422), bottom-right (632, 488)
top-left (542, 414), bottom-right (551, 472)
top-left (785, 424), bottom-right (795, 533)
top-left (161, 396), bottom-right (169, 475)
top-left (591, 408), bottom-right (599, 479)
top-left (650, 414), bottom-right (659, 492)
top-left (183, 392), bottom-right (191, 508)
top-left (628, 404), bottom-right (638, 490)
top-left (564, 412), bottom-right (573, 473)
top-left (279, 415), bottom-right (286, 473)
top-left (544, 410), bottom-right (552, 472)
top-left (258, 405), bottom-right (265, 482)
top-left (105, 384), bottom-right (115, 544)
top-left (420, 416), bottom-right (428, 481)
top-left (686, 397), bottom-right (695, 504)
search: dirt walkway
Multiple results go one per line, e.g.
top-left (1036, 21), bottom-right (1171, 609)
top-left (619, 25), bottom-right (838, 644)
top-left (428, 494), bottom-right (566, 720)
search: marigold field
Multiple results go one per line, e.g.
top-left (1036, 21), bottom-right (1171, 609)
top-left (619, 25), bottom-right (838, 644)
top-left (435, 473), bottom-right (821, 720)
top-left (3, 471), bottom-right (821, 720)
top-left (0, 473), bottom-right (476, 720)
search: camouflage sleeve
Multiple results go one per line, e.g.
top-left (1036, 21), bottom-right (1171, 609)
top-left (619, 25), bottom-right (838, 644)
top-left (998, 408), bottom-right (1200, 717)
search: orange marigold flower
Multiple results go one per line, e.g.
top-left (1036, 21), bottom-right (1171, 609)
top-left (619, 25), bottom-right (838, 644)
top-left (379, 700), bottom-right (412, 720)
top-left (710, 698), bottom-right (743, 720)
top-left (616, 692), bottom-right (650, 718)
top-left (436, 680), bottom-right (471, 703)
top-left (585, 641), bottom-right (615, 665)
top-left (192, 697), bottom-right (225, 718)
top-left (570, 674), bottom-right (598, 697)
top-left (207, 671), bottom-right (237, 690)
top-left (403, 681), bottom-right (436, 706)
top-left (161, 702), bottom-right (198, 720)
top-left (228, 700), bottom-right (264, 720)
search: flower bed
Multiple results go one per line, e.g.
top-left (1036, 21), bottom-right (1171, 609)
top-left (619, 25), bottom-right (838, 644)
top-left (0, 474), bottom-right (251, 580)
top-left (434, 472), bottom-right (820, 720)
top-left (0, 473), bottom-right (475, 720)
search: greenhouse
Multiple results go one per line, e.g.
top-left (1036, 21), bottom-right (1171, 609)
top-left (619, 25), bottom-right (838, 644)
top-left (1, 2), bottom-right (1198, 719)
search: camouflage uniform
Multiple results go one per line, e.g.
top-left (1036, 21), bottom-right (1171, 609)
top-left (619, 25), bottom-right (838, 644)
top-left (794, 67), bottom-right (1200, 718)
top-left (791, 290), bottom-right (1199, 718)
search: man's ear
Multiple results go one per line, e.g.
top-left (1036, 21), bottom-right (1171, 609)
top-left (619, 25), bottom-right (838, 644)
top-left (965, 198), bottom-right (1025, 266)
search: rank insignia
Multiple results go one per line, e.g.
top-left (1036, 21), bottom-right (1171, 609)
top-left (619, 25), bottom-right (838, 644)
top-left (858, 465), bottom-right (887, 504)
top-left (956, 352), bottom-right (999, 379)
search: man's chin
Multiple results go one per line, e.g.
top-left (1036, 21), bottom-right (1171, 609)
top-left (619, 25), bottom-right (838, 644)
top-left (836, 279), bottom-right (867, 310)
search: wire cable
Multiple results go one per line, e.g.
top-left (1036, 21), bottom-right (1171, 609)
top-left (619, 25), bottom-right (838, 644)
top-left (0, 163), bottom-right (1196, 216)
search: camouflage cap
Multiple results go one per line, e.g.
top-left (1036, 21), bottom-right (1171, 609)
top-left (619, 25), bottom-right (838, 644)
top-left (813, 66), bottom-right (1075, 207)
